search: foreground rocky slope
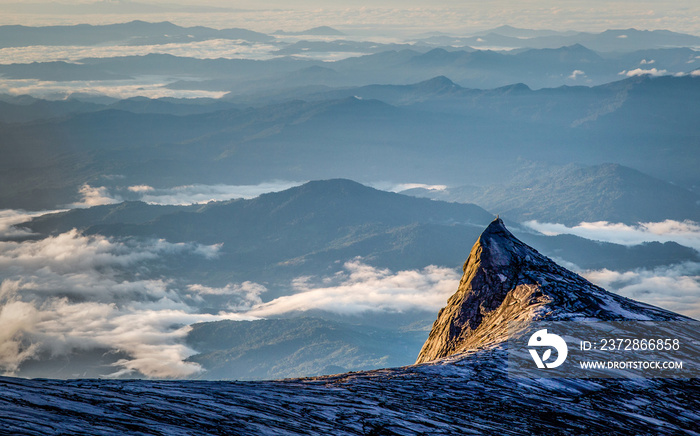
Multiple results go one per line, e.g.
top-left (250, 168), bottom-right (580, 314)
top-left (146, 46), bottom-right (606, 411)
top-left (2, 357), bottom-right (698, 435)
top-left (1, 219), bottom-right (698, 435)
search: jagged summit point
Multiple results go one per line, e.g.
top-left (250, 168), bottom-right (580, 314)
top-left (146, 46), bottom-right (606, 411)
top-left (415, 218), bottom-right (681, 364)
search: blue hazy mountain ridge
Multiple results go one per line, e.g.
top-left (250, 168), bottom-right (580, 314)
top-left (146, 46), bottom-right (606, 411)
top-left (278, 75), bottom-right (464, 106)
top-left (0, 94), bottom-right (241, 122)
top-left (389, 45), bottom-right (609, 88)
top-left (1, 75), bottom-right (699, 210)
top-left (185, 48), bottom-right (695, 91)
top-left (417, 28), bottom-right (700, 52)
top-left (3, 21), bottom-right (698, 52)
top-left (7, 44), bottom-right (692, 90)
top-left (273, 26), bottom-right (345, 36)
top-left (106, 96), bottom-right (241, 116)
top-left (26, 201), bottom-right (200, 234)
top-left (0, 61), bottom-right (134, 81)
top-left (470, 25), bottom-right (577, 38)
top-left (26, 180), bottom-right (493, 286)
top-left (0, 96), bottom-right (106, 122)
top-left (3, 45), bottom-right (694, 104)
top-left (166, 45), bottom-right (697, 91)
top-left (273, 40), bottom-right (418, 55)
top-left (401, 163), bottom-right (700, 226)
top-left (2, 41), bottom-right (697, 92)
top-left (288, 59), bottom-right (694, 110)
top-left (79, 53), bottom-right (305, 78)
top-left (1, 220), bottom-right (698, 434)
top-left (0, 20), bottom-right (273, 48)
top-left (184, 317), bottom-right (429, 380)
top-left (23, 180), bottom-right (699, 289)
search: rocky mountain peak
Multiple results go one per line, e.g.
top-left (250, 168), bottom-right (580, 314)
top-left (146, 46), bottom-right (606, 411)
top-left (464, 216), bottom-right (534, 268)
top-left (415, 218), bottom-right (681, 364)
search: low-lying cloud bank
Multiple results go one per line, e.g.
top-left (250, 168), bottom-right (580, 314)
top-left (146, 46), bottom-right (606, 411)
top-left (2, 211), bottom-right (699, 378)
top-left (524, 220), bottom-right (700, 251)
top-left (0, 228), bottom-right (253, 378)
top-left (528, 220), bottom-right (700, 317)
top-left (373, 182), bottom-right (448, 193)
top-left (71, 184), bottom-right (121, 208)
top-left (248, 260), bottom-right (460, 317)
top-left (0, 209), bottom-right (64, 239)
top-left (257, 258), bottom-right (700, 322)
top-left (73, 181), bottom-right (304, 206)
top-left (126, 181), bottom-right (304, 205)
top-left (0, 78), bottom-right (228, 100)
top-left (0, 219), bottom-right (459, 378)
top-left (582, 262), bottom-right (700, 320)
top-left (618, 69), bottom-right (700, 78)
top-left (0, 39), bottom-right (278, 65)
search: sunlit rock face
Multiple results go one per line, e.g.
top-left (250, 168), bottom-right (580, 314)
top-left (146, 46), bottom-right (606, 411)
top-left (416, 218), bottom-right (681, 364)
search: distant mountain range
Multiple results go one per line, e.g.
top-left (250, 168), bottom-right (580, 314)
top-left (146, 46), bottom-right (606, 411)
top-left (0, 94), bottom-right (240, 123)
top-left (3, 21), bottom-right (697, 53)
top-left (1, 22), bottom-right (698, 94)
top-left (402, 163), bottom-right (700, 225)
top-left (1, 75), bottom-right (698, 210)
top-left (417, 28), bottom-right (700, 52)
top-left (25, 179), bottom-right (699, 287)
top-left (469, 25), bottom-right (578, 38)
top-left (25, 180), bottom-right (494, 287)
top-left (273, 26), bottom-right (344, 36)
top-left (0, 20), bottom-right (272, 48)
top-left (186, 317), bottom-right (428, 380)
top-left (3, 43), bottom-right (696, 91)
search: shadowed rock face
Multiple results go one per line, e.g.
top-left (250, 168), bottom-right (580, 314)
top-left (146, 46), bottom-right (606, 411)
top-left (416, 218), bottom-right (680, 364)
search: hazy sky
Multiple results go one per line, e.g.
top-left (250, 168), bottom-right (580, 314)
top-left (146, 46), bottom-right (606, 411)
top-left (1, 0), bottom-right (699, 34)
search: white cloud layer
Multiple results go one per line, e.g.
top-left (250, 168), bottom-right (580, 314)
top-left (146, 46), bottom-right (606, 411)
top-left (524, 220), bottom-right (700, 320)
top-left (582, 262), bottom-right (700, 320)
top-left (0, 228), bottom-right (252, 378)
top-left (372, 182), bottom-right (448, 193)
top-left (0, 212), bottom-right (458, 378)
top-left (70, 184), bottom-right (121, 208)
top-left (568, 69), bottom-right (586, 79)
top-left (620, 67), bottom-right (668, 77)
top-left (248, 260), bottom-right (460, 317)
top-left (131, 181), bottom-right (304, 205)
top-left (0, 209), bottom-right (64, 239)
top-left (67, 181), bottom-right (304, 207)
top-left (0, 40), bottom-right (278, 65)
top-left (524, 220), bottom-right (700, 251)
top-left (0, 77), bottom-right (228, 100)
